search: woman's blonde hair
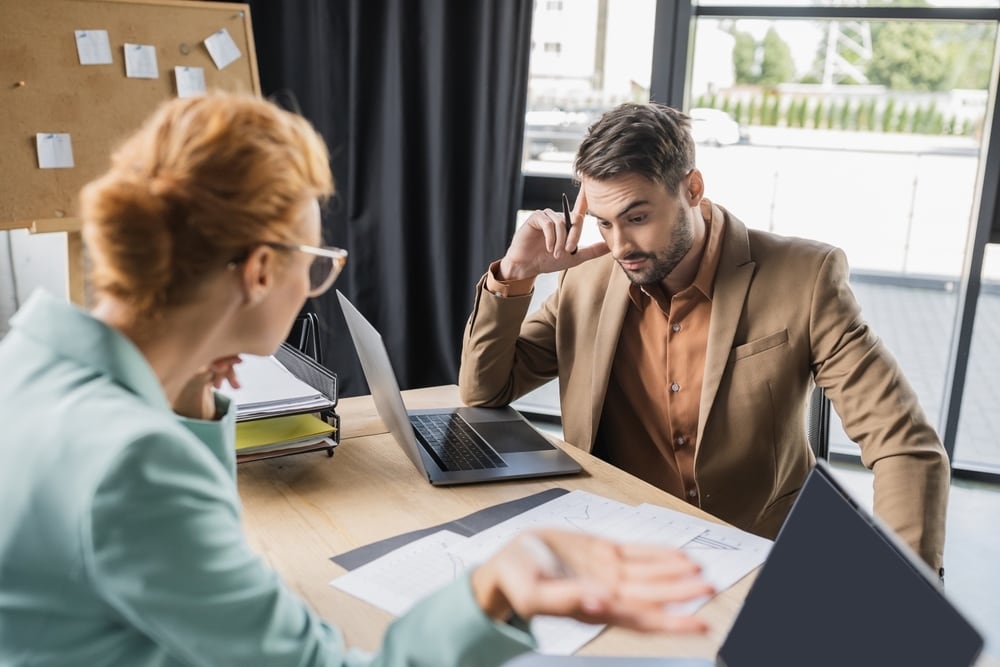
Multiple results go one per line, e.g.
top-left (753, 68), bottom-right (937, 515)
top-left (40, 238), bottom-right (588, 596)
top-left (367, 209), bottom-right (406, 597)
top-left (80, 92), bottom-right (334, 316)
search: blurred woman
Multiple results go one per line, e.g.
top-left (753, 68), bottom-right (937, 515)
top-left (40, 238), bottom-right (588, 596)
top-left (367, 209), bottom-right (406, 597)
top-left (0, 93), bottom-right (711, 666)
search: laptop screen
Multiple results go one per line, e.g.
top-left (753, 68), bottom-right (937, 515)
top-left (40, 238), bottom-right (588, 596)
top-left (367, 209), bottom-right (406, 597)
top-left (337, 290), bottom-right (430, 475)
top-left (718, 463), bottom-right (982, 667)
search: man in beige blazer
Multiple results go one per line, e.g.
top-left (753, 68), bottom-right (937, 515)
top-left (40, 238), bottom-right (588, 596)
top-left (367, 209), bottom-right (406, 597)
top-left (459, 102), bottom-right (949, 575)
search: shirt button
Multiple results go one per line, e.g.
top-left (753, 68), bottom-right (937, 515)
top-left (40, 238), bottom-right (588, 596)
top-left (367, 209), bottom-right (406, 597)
top-left (672, 323), bottom-right (681, 332)
top-left (671, 383), bottom-right (680, 392)
top-left (687, 488), bottom-right (697, 499)
top-left (675, 436), bottom-right (686, 446)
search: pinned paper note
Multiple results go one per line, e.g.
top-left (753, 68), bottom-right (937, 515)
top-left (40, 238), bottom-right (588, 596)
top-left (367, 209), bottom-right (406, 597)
top-left (204, 28), bottom-right (241, 70)
top-left (123, 43), bottom-right (158, 79)
top-left (174, 66), bottom-right (206, 98)
top-left (36, 133), bottom-right (75, 169)
top-left (74, 30), bottom-right (112, 65)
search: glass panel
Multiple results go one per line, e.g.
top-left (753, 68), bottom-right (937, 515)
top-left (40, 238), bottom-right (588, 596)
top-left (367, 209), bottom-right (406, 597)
top-left (523, 0), bottom-right (657, 176)
top-left (953, 244), bottom-right (1000, 472)
top-left (688, 17), bottom-right (995, 456)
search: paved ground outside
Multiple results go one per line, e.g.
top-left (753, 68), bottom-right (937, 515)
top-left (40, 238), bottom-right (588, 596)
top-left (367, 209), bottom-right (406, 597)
top-left (832, 279), bottom-right (1000, 470)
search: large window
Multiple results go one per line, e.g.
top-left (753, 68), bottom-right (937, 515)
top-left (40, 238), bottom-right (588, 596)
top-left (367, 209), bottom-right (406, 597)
top-left (955, 243), bottom-right (1000, 473)
top-left (523, 0), bottom-right (657, 177)
top-left (518, 1), bottom-right (1000, 479)
top-left (688, 15), bottom-right (995, 458)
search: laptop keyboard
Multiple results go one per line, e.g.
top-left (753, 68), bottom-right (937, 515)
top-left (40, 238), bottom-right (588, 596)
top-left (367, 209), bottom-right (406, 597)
top-left (409, 414), bottom-right (508, 471)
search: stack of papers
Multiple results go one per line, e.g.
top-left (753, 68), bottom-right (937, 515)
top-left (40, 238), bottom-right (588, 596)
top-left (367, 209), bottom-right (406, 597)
top-left (218, 354), bottom-right (333, 420)
top-left (236, 412), bottom-right (334, 451)
top-left (235, 412), bottom-right (336, 460)
top-left (330, 490), bottom-right (772, 655)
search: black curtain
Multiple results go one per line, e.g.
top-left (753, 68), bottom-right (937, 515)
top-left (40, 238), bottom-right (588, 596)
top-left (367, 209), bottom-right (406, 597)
top-left (245, 0), bottom-right (533, 396)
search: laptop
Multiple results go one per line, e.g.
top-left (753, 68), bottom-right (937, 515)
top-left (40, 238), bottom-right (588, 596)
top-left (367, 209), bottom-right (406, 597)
top-left (337, 290), bottom-right (581, 485)
top-left (504, 461), bottom-right (984, 667)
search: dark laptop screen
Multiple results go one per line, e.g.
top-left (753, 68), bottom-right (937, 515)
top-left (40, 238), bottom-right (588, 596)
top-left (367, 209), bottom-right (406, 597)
top-left (718, 464), bottom-right (982, 667)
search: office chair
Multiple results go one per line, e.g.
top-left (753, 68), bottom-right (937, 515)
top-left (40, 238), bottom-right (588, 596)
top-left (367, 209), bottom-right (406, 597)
top-left (807, 386), bottom-right (831, 461)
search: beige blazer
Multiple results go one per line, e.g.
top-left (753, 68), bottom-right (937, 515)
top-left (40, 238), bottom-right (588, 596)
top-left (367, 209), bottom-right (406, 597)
top-left (460, 205), bottom-right (949, 572)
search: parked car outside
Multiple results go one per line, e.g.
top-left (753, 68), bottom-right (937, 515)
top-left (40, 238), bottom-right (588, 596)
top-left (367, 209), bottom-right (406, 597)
top-left (524, 109), bottom-right (593, 160)
top-left (688, 107), bottom-right (749, 146)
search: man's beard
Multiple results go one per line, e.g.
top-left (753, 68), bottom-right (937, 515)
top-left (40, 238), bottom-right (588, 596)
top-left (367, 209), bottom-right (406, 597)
top-left (617, 205), bottom-right (694, 286)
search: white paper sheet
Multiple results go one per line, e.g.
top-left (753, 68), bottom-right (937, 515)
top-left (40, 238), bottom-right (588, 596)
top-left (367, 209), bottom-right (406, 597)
top-left (330, 529), bottom-right (605, 655)
top-left (331, 530), bottom-right (468, 615)
top-left (124, 43), bottom-right (158, 79)
top-left (174, 66), bottom-right (206, 98)
top-left (204, 28), bottom-right (241, 69)
top-left (36, 133), bottom-right (74, 169)
top-left (75, 29), bottom-right (112, 65)
top-left (641, 504), bottom-right (772, 614)
top-left (215, 354), bottom-right (327, 417)
top-left (328, 490), bottom-right (770, 656)
top-left (446, 490), bottom-right (703, 566)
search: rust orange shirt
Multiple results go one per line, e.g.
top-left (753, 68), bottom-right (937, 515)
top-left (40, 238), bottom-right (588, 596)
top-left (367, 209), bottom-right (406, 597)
top-left (593, 201), bottom-right (725, 505)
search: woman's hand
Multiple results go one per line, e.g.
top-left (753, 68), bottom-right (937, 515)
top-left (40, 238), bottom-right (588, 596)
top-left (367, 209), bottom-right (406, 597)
top-left (172, 356), bottom-right (242, 420)
top-left (471, 529), bottom-right (713, 634)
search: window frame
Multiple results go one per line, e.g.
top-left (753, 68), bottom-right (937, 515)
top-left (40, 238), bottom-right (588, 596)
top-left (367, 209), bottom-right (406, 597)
top-left (518, 0), bottom-right (1000, 482)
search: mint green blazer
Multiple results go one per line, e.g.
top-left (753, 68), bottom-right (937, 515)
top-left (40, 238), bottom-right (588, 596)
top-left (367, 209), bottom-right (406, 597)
top-left (0, 291), bottom-right (534, 666)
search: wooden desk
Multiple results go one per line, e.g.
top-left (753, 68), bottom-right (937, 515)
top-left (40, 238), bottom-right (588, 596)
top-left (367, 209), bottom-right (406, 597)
top-left (237, 384), bottom-right (749, 659)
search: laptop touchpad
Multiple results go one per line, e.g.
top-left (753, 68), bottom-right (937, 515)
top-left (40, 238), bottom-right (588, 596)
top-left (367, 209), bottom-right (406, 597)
top-left (471, 421), bottom-right (555, 453)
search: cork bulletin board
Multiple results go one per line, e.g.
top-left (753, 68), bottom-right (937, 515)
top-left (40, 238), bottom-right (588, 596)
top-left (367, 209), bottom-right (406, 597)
top-left (0, 0), bottom-right (260, 301)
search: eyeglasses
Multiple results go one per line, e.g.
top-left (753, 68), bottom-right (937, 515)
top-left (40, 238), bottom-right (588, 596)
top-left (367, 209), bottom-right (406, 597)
top-left (229, 243), bottom-right (348, 297)
top-left (272, 243), bottom-right (348, 297)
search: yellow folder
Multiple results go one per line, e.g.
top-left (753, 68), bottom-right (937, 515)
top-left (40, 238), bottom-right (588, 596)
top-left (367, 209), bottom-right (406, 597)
top-left (235, 413), bottom-right (335, 452)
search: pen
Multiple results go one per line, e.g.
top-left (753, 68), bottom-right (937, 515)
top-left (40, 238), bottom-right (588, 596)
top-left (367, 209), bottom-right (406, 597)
top-left (562, 192), bottom-right (578, 255)
top-left (519, 533), bottom-right (569, 578)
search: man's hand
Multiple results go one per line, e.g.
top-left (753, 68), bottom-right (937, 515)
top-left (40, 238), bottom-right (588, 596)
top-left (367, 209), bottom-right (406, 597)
top-left (172, 356), bottom-right (242, 420)
top-left (499, 188), bottom-right (610, 282)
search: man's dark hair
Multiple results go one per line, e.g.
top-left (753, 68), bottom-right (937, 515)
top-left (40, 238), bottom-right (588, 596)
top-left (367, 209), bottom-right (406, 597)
top-left (574, 103), bottom-right (695, 194)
